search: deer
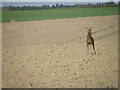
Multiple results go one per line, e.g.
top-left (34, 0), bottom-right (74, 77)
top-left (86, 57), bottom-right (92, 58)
top-left (86, 27), bottom-right (96, 55)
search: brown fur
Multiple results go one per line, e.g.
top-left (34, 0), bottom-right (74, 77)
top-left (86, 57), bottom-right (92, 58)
top-left (86, 27), bottom-right (96, 54)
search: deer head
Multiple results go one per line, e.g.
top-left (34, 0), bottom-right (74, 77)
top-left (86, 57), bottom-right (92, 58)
top-left (86, 27), bottom-right (93, 35)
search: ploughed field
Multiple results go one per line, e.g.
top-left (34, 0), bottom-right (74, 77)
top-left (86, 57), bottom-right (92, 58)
top-left (2, 15), bottom-right (118, 88)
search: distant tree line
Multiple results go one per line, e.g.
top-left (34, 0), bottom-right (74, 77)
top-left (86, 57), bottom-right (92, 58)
top-left (119, 1), bottom-right (120, 6)
top-left (2, 2), bottom-right (118, 11)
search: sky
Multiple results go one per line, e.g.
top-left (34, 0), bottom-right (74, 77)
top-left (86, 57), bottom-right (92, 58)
top-left (1, 0), bottom-right (120, 2)
top-left (1, 0), bottom-right (119, 7)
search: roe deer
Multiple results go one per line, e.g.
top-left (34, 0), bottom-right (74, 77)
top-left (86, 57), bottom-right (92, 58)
top-left (86, 27), bottom-right (96, 55)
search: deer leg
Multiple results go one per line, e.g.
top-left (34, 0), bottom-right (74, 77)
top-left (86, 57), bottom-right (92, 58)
top-left (92, 43), bottom-right (96, 54)
top-left (87, 43), bottom-right (89, 54)
top-left (90, 44), bottom-right (93, 55)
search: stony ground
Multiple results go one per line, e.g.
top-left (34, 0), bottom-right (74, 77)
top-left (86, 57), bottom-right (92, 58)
top-left (2, 15), bottom-right (118, 88)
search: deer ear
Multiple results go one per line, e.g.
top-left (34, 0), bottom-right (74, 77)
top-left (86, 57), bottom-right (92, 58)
top-left (91, 27), bottom-right (93, 29)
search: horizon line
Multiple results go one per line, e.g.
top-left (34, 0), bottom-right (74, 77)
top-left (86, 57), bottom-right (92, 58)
top-left (1, 0), bottom-right (120, 2)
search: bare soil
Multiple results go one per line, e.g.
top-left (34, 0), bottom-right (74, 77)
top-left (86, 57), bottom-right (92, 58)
top-left (2, 15), bottom-right (118, 88)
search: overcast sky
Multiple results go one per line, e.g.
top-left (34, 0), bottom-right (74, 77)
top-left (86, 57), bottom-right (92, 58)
top-left (1, 0), bottom-right (120, 2)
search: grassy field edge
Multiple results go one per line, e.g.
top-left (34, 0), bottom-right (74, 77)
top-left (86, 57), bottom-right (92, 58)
top-left (2, 7), bottom-right (118, 23)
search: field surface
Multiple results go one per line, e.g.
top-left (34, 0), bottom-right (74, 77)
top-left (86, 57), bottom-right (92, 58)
top-left (2, 7), bottom-right (118, 22)
top-left (2, 15), bottom-right (118, 88)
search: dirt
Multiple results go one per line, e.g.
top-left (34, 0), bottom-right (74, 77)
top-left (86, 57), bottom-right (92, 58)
top-left (2, 15), bottom-right (118, 88)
